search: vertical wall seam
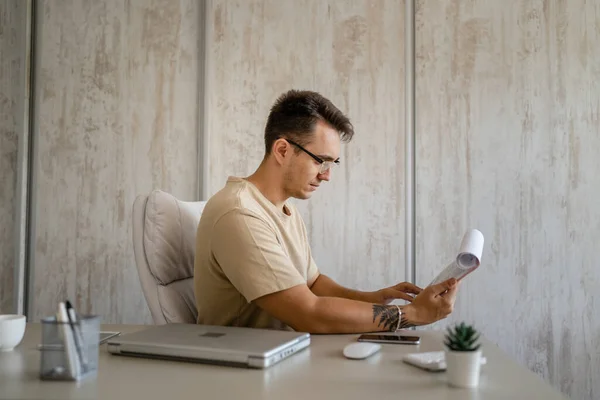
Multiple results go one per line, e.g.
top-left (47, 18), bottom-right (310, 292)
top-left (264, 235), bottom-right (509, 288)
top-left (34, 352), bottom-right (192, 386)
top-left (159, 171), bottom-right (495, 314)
top-left (13, 0), bottom-right (34, 317)
top-left (200, 0), bottom-right (212, 200)
top-left (25, 0), bottom-right (40, 318)
top-left (197, 0), bottom-right (208, 201)
top-left (404, 0), bottom-right (416, 285)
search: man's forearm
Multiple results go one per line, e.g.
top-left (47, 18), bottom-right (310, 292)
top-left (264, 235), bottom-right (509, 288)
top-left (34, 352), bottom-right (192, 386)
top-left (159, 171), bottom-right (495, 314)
top-left (298, 296), bottom-right (417, 334)
top-left (310, 274), bottom-right (375, 303)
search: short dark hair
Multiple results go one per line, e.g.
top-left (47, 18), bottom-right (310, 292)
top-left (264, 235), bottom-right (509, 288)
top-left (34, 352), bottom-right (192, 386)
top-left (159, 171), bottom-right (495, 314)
top-left (264, 89), bottom-right (354, 154)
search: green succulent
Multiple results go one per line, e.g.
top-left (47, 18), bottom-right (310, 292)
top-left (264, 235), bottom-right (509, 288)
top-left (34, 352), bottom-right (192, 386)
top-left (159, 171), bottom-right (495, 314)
top-left (444, 322), bottom-right (481, 352)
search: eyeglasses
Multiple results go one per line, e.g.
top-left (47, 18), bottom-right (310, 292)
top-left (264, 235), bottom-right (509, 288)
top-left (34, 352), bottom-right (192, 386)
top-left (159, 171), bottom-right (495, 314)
top-left (285, 139), bottom-right (340, 174)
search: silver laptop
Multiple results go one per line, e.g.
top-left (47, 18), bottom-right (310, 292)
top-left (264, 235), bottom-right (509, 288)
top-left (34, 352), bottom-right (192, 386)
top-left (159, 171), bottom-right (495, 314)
top-left (106, 323), bottom-right (310, 369)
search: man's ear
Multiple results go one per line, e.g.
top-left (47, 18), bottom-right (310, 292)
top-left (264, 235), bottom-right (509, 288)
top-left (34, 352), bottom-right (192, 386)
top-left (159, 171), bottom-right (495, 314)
top-left (272, 138), bottom-right (291, 166)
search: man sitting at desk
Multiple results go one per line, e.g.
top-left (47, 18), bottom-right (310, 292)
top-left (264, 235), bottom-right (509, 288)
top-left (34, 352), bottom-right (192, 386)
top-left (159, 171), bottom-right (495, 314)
top-left (194, 89), bottom-right (459, 333)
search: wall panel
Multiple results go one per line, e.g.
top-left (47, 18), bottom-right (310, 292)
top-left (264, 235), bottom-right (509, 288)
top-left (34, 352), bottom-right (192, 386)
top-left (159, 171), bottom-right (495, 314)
top-left (30, 0), bottom-right (202, 323)
top-left (0, 0), bottom-right (28, 314)
top-left (415, 1), bottom-right (600, 398)
top-left (205, 0), bottom-right (407, 290)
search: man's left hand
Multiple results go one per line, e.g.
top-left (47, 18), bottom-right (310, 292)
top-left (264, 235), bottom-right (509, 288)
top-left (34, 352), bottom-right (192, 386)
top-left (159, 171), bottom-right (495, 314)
top-left (370, 282), bottom-right (423, 304)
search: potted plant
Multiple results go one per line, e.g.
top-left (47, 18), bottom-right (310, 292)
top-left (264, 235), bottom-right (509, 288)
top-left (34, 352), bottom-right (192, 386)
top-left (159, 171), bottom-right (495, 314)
top-left (444, 322), bottom-right (483, 388)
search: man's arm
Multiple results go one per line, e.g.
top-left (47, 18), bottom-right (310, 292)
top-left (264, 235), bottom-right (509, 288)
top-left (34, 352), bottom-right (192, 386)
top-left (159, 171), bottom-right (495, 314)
top-left (309, 273), bottom-right (421, 304)
top-left (309, 273), bottom-right (373, 302)
top-left (254, 278), bottom-right (458, 334)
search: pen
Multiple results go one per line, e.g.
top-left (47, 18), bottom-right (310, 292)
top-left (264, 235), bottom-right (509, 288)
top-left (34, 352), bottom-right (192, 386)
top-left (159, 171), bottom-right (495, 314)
top-left (65, 300), bottom-right (88, 372)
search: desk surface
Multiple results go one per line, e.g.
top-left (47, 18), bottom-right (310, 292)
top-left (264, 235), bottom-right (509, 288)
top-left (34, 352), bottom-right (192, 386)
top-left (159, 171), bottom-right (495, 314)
top-left (1, 323), bottom-right (566, 400)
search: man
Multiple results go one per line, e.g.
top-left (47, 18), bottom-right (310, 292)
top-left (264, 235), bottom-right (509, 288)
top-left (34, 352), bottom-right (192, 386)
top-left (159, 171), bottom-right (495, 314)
top-left (194, 89), bottom-right (459, 333)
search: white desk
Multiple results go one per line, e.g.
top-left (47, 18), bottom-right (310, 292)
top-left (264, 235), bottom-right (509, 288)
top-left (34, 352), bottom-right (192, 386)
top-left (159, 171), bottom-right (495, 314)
top-left (0, 323), bottom-right (566, 400)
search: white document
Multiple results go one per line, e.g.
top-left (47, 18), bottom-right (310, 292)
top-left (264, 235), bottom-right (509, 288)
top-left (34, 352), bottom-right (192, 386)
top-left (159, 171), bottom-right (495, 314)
top-left (429, 229), bottom-right (484, 286)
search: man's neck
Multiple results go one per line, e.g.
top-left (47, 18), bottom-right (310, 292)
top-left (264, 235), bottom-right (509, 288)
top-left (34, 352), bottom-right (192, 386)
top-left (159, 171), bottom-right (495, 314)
top-left (245, 162), bottom-right (288, 211)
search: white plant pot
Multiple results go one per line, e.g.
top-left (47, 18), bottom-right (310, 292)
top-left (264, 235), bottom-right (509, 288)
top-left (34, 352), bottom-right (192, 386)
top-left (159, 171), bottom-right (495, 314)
top-left (445, 349), bottom-right (482, 388)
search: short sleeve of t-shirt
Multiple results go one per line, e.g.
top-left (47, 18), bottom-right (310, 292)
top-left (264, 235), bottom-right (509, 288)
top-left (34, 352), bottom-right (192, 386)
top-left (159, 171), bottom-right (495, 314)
top-left (211, 209), bottom-right (307, 302)
top-left (307, 256), bottom-right (319, 283)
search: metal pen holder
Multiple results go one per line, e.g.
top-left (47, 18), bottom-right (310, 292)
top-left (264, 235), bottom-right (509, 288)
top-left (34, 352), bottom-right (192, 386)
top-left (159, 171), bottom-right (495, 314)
top-left (39, 315), bottom-right (101, 381)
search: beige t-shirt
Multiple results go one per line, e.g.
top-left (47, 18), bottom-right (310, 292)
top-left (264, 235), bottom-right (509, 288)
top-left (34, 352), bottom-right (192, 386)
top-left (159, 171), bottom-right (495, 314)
top-left (194, 177), bottom-right (319, 330)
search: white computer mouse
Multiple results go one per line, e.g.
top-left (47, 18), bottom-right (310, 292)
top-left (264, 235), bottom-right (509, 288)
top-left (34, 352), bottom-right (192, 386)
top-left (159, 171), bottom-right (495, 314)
top-left (343, 342), bottom-right (382, 360)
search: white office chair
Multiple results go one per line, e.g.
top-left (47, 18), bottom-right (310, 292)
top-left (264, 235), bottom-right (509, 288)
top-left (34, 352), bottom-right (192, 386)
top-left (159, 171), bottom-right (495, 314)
top-left (132, 190), bottom-right (206, 324)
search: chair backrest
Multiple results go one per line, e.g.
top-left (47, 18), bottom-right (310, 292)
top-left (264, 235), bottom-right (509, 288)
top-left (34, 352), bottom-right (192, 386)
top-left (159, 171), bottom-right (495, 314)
top-left (132, 190), bottom-right (206, 324)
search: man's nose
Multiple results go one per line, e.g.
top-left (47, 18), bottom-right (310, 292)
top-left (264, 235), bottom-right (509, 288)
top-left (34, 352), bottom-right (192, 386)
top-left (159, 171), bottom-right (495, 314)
top-left (318, 168), bottom-right (331, 182)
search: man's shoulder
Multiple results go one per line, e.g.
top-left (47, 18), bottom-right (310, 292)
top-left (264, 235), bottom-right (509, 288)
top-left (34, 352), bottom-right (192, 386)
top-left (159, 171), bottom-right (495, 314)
top-left (201, 177), bottom-right (267, 224)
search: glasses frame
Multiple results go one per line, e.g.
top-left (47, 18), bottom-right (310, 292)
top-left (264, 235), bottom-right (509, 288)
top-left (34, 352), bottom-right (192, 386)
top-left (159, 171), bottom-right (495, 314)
top-left (285, 139), bottom-right (340, 174)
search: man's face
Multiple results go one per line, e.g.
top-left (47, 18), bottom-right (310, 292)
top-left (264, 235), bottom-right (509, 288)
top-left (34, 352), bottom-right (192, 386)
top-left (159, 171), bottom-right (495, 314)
top-left (283, 120), bottom-right (341, 200)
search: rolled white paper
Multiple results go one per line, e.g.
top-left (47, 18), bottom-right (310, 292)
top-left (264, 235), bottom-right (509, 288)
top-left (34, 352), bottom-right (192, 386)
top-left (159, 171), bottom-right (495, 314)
top-left (429, 229), bottom-right (484, 286)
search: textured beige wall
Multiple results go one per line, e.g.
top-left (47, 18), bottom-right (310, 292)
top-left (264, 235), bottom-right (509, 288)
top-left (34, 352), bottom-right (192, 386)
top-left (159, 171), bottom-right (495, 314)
top-left (415, 1), bottom-right (600, 399)
top-left (0, 0), bottom-right (26, 314)
top-left (30, 0), bottom-right (201, 323)
top-left (205, 0), bottom-right (407, 291)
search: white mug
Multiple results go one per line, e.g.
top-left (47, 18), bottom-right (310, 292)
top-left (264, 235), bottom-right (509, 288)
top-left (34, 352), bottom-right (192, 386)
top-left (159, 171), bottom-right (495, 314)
top-left (0, 314), bottom-right (26, 351)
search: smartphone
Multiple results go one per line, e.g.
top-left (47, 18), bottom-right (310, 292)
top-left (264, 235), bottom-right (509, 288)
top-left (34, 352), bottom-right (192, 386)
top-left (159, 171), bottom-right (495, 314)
top-left (357, 334), bottom-right (421, 345)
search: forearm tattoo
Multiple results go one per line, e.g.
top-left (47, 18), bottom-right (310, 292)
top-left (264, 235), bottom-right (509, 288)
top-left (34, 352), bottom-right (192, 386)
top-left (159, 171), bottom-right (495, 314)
top-left (372, 305), bottom-right (415, 332)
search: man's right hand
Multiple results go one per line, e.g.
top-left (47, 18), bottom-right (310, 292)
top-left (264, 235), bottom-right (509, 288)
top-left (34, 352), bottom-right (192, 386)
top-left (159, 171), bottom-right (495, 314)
top-left (401, 278), bottom-right (459, 326)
